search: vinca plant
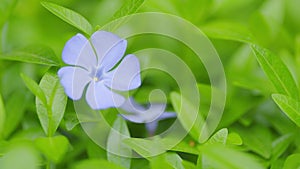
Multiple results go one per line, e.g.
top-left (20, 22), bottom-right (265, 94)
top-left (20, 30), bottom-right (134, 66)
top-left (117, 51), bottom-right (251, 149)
top-left (0, 0), bottom-right (300, 169)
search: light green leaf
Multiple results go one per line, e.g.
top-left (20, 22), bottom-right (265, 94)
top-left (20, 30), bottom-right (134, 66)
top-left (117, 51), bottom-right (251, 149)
top-left (207, 128), bottom-right (228, 145)
top-left (170, 92), bottom-right (204, 142)
top-left (36, 72), bottom-right (67, 136)
top-left (283, 153), bottom-right (300, 169)
top-left (41, 1), bottom-right (93, 35)
top-left (3, 91), bottom-right (28, 138)
top-left (252, 45), bottom-right (299, 100)
top-left (21, 73), bottom-right (47, 105)
top-left (272, 134), bottom-right (294, 161)
top-left (201, 144), bottom-right (264, 169)
top-left (0, 93), bottom-right (5, 139)
top-left (272, 94), bottom-right (300, 127)
top-left (72, 159), bottom-right (127, 169)
top-left (201, 21), bottom-right (255, 43)
top-left (105, 0), bottom-right (146, 32)
top-left (107, 117), bottom-right (131, 169)
top-left (226, 132), bottom-right (243, 145)
top-left (234, 124), bottom-right (272, 159)
top-left (123, 138), bottom-right (166, 158)
top-left (0, 145), bottom-right (39, 169)
top-left (35, 135), bottom-right (69, 163)
top-left (0, 45), bottom-right (60, 66)
top-left (165, 153), bottom-right (185, 169)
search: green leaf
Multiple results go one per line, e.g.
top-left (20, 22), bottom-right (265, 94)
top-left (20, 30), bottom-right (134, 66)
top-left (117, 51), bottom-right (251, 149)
top-left (283, 154), bottom-right (300, 169)
top-left (165, 153), bottom-right (185, 169)
top-left (207, 128), bottom-right (228, 145)
top-left (0, 45), bottom-right (60, 66)
top-left (0, 145), bottom-right (39, 169)
top-left (123, 138), bottom-right (166, 158)
top-left (234, 124), bottom-right (272, 159)
top-left (201, 21), bottom-right (255, 43)
top-left (107, 117), bottom-right (131, 169)
top-left (170, 92), bottom-right (204, 142)
top-left (105, 0), bottom-right (146, 31)
top-left (272, 94), bottom-right (300, 127)
top-left (201, 144), bottom-right (264, 169)
top-left (35, 135), bottom-right (69, 163)
top-left (72, 159), bottom-right (127, 169)
top-left (252, 45), bottom-right (299, 100)
top-left (111, 0), bottom-right (146, 20)
top-left (36, 72), bottom-right (67, 136)
top-left (226, 132), bottom-right (243, 145)
top-left (3, 91), bottom-right (28, 138)
top-left (41, 1), bottom-right (93, 35)
top-left (272, 134), bottom-right (294, 161)
top-left (0, 93), bottom-right (5, 139)
top-left (21, 73), bottom-right (47, 105)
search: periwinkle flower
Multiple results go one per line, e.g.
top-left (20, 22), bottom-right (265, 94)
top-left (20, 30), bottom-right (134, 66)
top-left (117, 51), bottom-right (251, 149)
top-left (120, 97), bottom-right (176, 135)
top-left (58, 31), bottom-right (141, 110)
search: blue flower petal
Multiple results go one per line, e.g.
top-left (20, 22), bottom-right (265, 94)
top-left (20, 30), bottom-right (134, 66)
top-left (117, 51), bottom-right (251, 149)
top-left (91, 31), bottom-right (127, 71)
top-left (104, 54), bottom-right (141, 91)
top-left (120, 97), bottom-right (166, 123)
top-left (86, 81), bottom-right (125, 110)
top-left (62, 33), bottom-right (97, 71)
top-left (58, 66), bottom-right (91, 100)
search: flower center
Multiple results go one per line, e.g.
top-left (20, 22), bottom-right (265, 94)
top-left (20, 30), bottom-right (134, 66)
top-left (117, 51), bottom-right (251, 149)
top-left (91, 67), bottom-right (104, 82)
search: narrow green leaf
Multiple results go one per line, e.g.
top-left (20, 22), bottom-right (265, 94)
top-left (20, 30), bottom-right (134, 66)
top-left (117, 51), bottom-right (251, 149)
top-left (252, 45), bottom-right (299, 100)
top-left (0, 93), bottom-right (5, 139)
top-left (201, 144), bottom-right (264, 169)
top-left (21, 73), bottom-right (47, 105)
top-left (272, 134), bottom-right (294, 161)
top-left (283, 154), bottom-right (300, 169)
top-left (0, 45), bottom-right (60, 66)
top-left (107, 117), bottom-right (131, 169)
top-left (272, 94), bottom-right (300, 127)
top-left (170, 92), bottom-right (204, 142)
top-left (226, 132), bottom-right (243, 145)
top-left (165, 153), bottom-right (185, 169)
top-left (201, 21), bottom-right (255, 43)
top-left (72, 159), bottom-right (127, 169)
top-left (36, 72), bottom-right (67, 136)
top-left (105, 0), bottom-right (146, 31)
top-left (207, 128), bottom-right (228, 145)
top-left (234, 124), bottom-right (272, 159)
top-left (123, 138), bottom-right (166, 158)
top-left (35, 135), bottom-right (69, 163)
top-left (41, 1), bottom-right (93, 35)
top-left (111, 0), bottom-right (146, 20)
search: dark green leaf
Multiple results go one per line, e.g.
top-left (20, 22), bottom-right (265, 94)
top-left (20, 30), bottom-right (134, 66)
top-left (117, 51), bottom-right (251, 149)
top-left (272, 94), bottom-right (300, 127)
top-left (0, 45), bottom-right (60, 66)
top-left (252, 45), bottom-right (299, 100)
top-left (35, 135), bottom-right (69, 163)
top-left (36, 72), bottom-right (67, 136)
top-left (41, 1), bottom-right (93, 35)
top-left (107, 117), bottom-right (131, 169)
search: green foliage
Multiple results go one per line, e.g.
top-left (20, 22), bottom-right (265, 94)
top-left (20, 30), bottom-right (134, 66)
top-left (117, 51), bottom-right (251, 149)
top-left (41, 1), bottom-right (93, 36)
top-left (35, 135), bottom-right (69, 163)
top-left (0, 45), bottom-right (60, 66)
top-left (107, 117), bottom-right (131, 169)
top-left (1, 0), bottom-right (300, 168)
top-left (35, 72), bottom-right (67, 136)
